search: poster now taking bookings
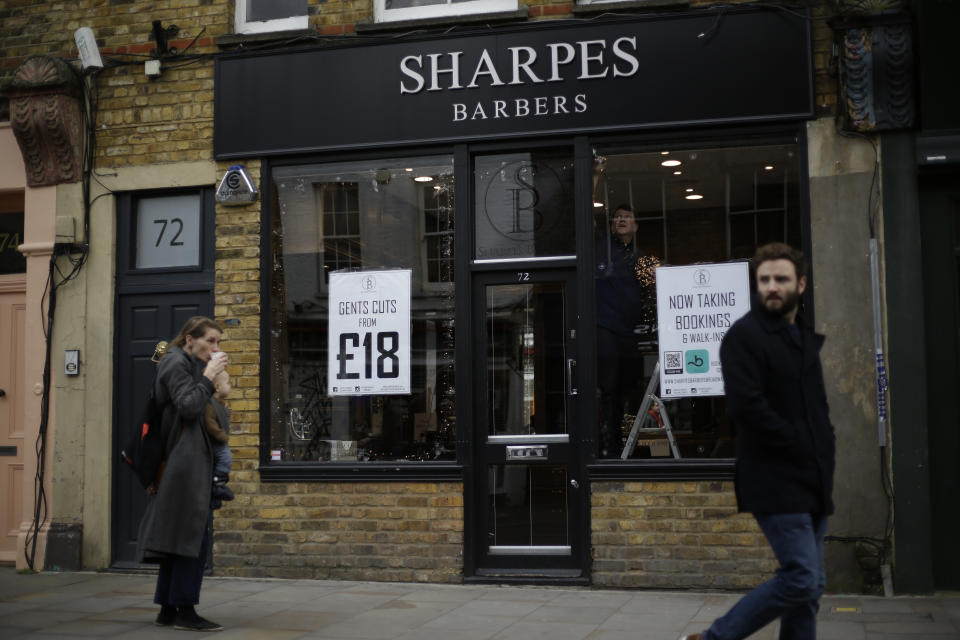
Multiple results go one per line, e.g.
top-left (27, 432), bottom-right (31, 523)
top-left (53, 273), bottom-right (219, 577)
top-left (655, 262), bottom-right (750, 398)
top-left (328, 270), bottom-right (412, 396)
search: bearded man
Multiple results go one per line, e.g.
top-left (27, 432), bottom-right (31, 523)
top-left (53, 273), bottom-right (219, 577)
top-left (682, 243), bottom-right (836, 640)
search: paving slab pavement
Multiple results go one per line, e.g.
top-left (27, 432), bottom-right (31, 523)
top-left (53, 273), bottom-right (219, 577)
top-left (1, 568), bottom-right (957, 639)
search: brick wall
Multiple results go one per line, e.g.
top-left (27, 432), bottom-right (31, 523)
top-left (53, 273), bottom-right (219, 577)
top-left (591, 481), bottom-right (775, 589)
top-left (213, 161), bottom-right (262, 490)
top-left (213, 481), bottom-right (464, 582)
top-left (0, 0), bottom-right (232, 165)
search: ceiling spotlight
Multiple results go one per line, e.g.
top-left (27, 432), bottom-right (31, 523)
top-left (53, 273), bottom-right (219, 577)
top-left (405, 168), bottom-right (414, 172)
top-left (660, 150), bottom-right (670, 155)
top-left (593, 201), bottom-right (604, 208)
top-left (414, 176), bottom-right (433, 182)
top-left (685, 188), bottom-right (694, 192)
top-left (764, 165), bottom-right (774, 171)
top-left (685, 194), bottom-right (704, 200)
top-left (673, 170), bottom-right (682, 176)
top-left (661, 159), bottom-right (682, 167)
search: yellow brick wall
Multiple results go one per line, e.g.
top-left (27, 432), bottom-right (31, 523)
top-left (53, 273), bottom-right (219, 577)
top-left (591, 481), bottom-right (775, 589)
top-left (213, 159), bottom-right (262, 481)
top-left (213, 482), bottom-right (464, 581)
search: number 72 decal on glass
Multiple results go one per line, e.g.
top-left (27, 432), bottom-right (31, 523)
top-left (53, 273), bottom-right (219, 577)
top-left (327, 270), bottom-right (412, 396)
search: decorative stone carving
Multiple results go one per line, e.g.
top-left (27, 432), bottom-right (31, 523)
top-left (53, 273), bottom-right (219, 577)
top-left (6, 56), bottom-right (83, 187)
top-left (836, 16), bottom-right (915, 133)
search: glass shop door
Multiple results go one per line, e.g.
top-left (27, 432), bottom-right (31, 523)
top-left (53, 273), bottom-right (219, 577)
top-left (472, 269), bottom-right (586, 578)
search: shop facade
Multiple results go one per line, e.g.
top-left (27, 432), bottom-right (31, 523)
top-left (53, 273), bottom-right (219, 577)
top-left (5, 0), bottom-right (955, 593)
top-left (206, 6), bottom-right (864, 588)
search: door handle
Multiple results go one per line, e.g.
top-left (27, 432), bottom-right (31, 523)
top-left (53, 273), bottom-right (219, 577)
top-left (566, 358), bottom-right (578, 396)
top-left (570, 478), bottom-right (579, 489)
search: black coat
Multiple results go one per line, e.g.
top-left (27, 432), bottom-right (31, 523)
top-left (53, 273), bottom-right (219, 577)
top-left (596, 236), bottom-right (647, 336)
top-left (719, 306), bottom-right (835, 516)
top-left (136, 345), bottom-right (215, 561)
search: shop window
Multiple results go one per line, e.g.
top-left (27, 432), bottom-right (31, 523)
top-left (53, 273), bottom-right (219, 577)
top-left (374, 0), bottom-right (517, 24)
top-left (593, 142), bottom-right (801, 460)
top-left (270, 157), bottom-right (456, 464)
top-left (235, 0), bottom-right (308, 35)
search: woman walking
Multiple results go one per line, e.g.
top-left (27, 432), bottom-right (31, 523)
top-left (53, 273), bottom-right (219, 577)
top-left (137, 316), bottom-right (226, 632)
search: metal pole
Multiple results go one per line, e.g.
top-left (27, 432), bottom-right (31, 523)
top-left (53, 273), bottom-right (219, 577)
top-left (870, 238), bottom-right (888, 447)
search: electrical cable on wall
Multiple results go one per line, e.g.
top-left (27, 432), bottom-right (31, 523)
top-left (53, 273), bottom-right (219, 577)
top-left (23, 63), bottom-right (96, 571)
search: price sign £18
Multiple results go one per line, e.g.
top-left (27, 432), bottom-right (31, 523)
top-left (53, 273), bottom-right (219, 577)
top-left (336, 330), bottom-right (400, 380)
top-left (328, 270), bottom-right (412, 396)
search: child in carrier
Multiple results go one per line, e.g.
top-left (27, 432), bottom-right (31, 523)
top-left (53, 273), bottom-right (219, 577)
top-left (206, 366), bottom-right (234, 509)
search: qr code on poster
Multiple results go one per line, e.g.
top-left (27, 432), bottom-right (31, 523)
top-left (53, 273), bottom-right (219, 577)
top-left (664, 351), bottom-right (683, 374)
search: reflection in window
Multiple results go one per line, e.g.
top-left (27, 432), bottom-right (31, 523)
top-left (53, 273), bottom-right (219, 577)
top-left (422, 185), bottom-right (454, 285)
top-left (485, 283), bottom-right (567, 437)
top-left (319, 183), bottom-right (361, 282)
top-left (270, 157), bottom-right (456, 463)
top-left (488, 465), bottom-right (569, 548)
top-left (592, 143), bottom-right (801, 459)
top-left (474, 150), bottom-right (575, 260)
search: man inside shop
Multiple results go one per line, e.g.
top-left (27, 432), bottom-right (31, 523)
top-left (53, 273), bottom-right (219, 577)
top-left (595, 204), bottom-right (651, 458)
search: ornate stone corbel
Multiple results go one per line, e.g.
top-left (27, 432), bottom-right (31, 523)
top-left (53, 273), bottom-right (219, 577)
top-left (6, 56), bottom-right (83, 187)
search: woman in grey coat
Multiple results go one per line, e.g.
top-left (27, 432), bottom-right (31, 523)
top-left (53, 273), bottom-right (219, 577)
top-left (137, 316), bottom-right (226, 632)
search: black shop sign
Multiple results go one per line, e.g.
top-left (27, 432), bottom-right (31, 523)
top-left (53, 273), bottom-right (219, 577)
top-left (214, 7), bottom-right (812, 158)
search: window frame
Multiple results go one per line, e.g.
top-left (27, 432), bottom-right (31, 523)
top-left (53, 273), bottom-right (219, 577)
top-left (260, 152), bottom-right (464, 482)
top-left (419, 182), bottom-right (456, 292)
top-left (257, 125), bottom-right (810, 482)
top-left (235, 0), bottom-right (308, 35)
top-left (374, 0), bottom-right (517, 24)
top-left (117, 187), bottom-right (216, 284)
top-left (583, 125), bottom-right (811, 479)
top-left (316, 181), bottom-right (363, 292)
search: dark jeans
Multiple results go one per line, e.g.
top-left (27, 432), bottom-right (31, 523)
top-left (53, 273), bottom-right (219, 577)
top-left (705, 513), bottom-right (828, 640)
top-left (153, 517), bottom-right (212, 607)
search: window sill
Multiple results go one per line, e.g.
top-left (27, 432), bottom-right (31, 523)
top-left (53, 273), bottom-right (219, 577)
top-left (588, 457), bottom-right (735, 480)
top-left (355, 7), bottom-right (529, 35)
top-left (259, 461), bottom-right (463, 482)
top-left (216, 29), bottom-right (317, 49)
top-left (572, 0), bottom-right (688, 16)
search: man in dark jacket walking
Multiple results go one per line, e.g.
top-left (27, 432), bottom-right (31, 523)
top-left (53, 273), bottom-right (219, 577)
top-left (682, 243), bottom-right (835, 640)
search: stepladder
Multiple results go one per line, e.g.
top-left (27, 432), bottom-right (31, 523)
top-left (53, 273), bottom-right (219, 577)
top-left (620, 361), bottom-right (681, 459)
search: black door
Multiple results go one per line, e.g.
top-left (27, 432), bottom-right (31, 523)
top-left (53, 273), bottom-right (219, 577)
top-left (111, 188), bottom-right (215, 567)
top-left (471, 268), bottom-right (587, 578)
top-left (112, 294), bottom-right (213, 566)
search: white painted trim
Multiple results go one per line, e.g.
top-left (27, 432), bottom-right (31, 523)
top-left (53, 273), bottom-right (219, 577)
top-left (235, 0), bottom-right (309, 35)
top-left (0, 274), bottom-right (26, 292)
top-left (375, 0), bottom-right (516, 23)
